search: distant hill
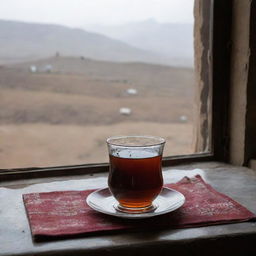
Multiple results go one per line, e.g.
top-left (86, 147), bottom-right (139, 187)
top-left (0, 19), bottom-right (172, 65)
top-left (84, 19), bottom-right (194, 67)
top-left (11, 56), bottom-right (194, 95)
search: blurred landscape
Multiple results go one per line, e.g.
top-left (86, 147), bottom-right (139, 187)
top-left (84, 18), bottom-right (193, 67)
top-left (0, 19), bottom-right (193, 67)
top-left (0, 19), bottom-right (195, 168)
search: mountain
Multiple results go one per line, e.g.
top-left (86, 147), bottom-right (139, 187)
top-left (0, 19), bottom-right (171, 65)
top-left (84, 19), bottom-right (194, 67)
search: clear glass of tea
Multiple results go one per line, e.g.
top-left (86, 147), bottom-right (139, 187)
top-left (107, 135), bottom-right (165, 213)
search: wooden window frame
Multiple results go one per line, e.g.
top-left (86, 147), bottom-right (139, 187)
top-left (0, 0), bottom-right (233, 182)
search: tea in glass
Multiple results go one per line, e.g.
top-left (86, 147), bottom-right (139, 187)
top-left (107, 136), bottom-right (165, 213)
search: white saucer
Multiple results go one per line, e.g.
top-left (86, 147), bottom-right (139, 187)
top-left (86, 187), bottom-right (185, 219)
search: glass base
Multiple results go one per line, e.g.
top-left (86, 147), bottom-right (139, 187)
top-left (114, 202), bottom-right (158, 214)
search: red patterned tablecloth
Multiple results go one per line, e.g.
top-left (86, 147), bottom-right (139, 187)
top-left (23, 175), bottom-right (256, 241)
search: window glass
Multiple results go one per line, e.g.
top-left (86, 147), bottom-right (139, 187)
top-left (0, 0), bottom-right (208, 168)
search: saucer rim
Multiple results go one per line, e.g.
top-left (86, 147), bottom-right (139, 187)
top-left (86, 187), bottom-right (185, 219)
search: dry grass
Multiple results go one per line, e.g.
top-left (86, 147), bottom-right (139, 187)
top-left (0, 122), bottom-right (193, 169)
top-left (0, 57), bottom-right (195, 169)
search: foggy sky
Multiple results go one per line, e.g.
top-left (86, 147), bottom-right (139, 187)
top-left (0, 0), bottom-right (194, 27)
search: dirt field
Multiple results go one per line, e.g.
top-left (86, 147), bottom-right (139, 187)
top-left (0, 57), bottom-right (195, 169)
top-left (0, 122), bottom-right (193, 168)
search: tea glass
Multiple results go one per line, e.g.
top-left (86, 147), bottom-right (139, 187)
top-left (107, 135), bottom-right (165, 213)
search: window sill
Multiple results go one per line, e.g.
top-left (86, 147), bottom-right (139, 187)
top-left (1, 161), bottom-right (256, 256)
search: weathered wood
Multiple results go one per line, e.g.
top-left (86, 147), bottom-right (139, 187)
top-left (229, 0), bottom-right (250, 165)
top-left (193, 0), bottom-right (212, 153)
top-left (229, 0), bottom-right (256, 165)
top-left (245, 0), bottom-right (256, 164)
top-left (194, 0), bottom-right (232, 163)
top-left (211, 0), bottom-right (232, 162)
top-left (0, 154), bottom-right (214, 182)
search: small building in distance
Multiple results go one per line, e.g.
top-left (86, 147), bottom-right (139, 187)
top-left (119, 108), bottom-right (132, 115)
top-left (126, 88), bottom-right (138, 95)
top-left (29, 65), bottom-right (37, 73)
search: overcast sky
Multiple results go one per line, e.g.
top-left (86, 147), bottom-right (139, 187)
top-left (0, 0), bottom-right (194, 27)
